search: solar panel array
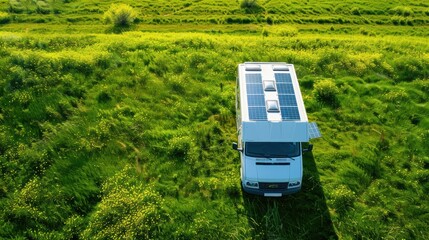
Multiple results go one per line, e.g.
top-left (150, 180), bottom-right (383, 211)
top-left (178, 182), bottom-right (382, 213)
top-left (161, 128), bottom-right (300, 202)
top-left (244, 70), bottom-right (302, 121)
top-left (275, 73), bottom-right (301, 120)
top-left (308, 122), bottom-right (322, 139)
top-left (246, 74), bottom-right (267, 121)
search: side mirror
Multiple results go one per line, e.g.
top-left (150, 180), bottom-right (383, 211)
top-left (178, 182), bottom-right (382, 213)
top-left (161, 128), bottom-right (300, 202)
top-left (232, 142), bottom-right (242, 152)
top-left (303, 144), bottom-right (313, 153)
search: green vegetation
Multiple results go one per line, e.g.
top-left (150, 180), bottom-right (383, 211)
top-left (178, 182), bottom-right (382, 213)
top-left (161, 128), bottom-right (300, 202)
top-left (0, 0), bottom-right (428, 239)
top-left (1, 0), bottom-right (429, 32)
top-left (240, 0), bottom-right (263, 14)
top-left (0, 11), bottom-right (10, 24)
top-left (103, 4), bottom-right (137, 28)
top-left (313, 79), bottom-right (340, 107)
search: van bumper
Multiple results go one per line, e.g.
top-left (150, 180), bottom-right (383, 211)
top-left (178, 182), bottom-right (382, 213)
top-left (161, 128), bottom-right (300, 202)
top-left (242, 183), bottom-right (301, 196)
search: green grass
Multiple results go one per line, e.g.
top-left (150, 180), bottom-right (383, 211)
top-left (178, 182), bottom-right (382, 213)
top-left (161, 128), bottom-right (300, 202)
top-left (2, 0), bottom-right (429, 26)
top-left (1, 0), bottom-right (429, 36)
top-left (0, 0), bottom-right (429, 239)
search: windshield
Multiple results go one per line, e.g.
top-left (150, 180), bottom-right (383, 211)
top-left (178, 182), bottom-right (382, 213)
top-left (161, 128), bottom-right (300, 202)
top-left (245, 142), bottom-right (300, 158)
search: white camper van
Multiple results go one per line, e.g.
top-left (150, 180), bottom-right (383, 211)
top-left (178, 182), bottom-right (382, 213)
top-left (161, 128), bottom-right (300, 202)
top-left (233, 62), bottom-right (321, 197)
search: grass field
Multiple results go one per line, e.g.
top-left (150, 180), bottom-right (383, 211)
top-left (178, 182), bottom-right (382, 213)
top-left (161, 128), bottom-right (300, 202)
top-left (0, 1), bottom-right (429, 239)
top-left (2, 0), bottom-right (429, 27)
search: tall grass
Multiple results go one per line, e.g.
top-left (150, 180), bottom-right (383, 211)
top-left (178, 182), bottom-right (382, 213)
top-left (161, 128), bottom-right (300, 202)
top-left (2, 0), bottom-right (429, 29)
top-left (0, 31), bottom-right (428, 239)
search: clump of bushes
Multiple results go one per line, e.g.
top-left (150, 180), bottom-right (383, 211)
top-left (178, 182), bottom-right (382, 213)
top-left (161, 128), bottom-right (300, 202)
top-left (351, 7), bottom-right (361, 16)
top-left (36, 1), bottom-right (50, 14)
top-left (8, 0), bottom-right (24, 13)
top-left (390, 16), bottom-right (413, 26)
top-left (103, 4), bottom-right (138, 28)
top-left (0, 12), bottom-right (10, 24)
top-left (329, 185), bottom-right (355, 214)
top-left (313, 79), bottom-right (340, 106)
top-left (168, 136), bottom-right (192, 159)
top-left (96, 91), bottom-right (112, 103)
top-left (383, 90), bottom-right (409, 103)
top-left (241, 0), bottom-right (259, 9)
top-left (276, 26), bottom-right (298, 37)
top-left (240, 0), bottom-right (263, 14)
top-left (392, 57), bottom-right (429, 82)
top-left (225, 16), bottom-right (254, 24)
top-left (389, 6), bottom-right (414, 17)
top-left (82, 166), bottom-right (168, 239)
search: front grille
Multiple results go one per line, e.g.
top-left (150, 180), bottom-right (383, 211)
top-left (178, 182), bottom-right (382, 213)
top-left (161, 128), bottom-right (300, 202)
top-left (256, 162), bottom-right (290, 165)
top-left (259, 182), bottom-right (288, 190)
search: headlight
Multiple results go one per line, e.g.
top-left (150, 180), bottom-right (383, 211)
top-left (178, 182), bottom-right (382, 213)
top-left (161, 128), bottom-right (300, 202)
top-left (245, 181), bottom-right (259, 189)
top-left (288, 181), bottom-right (301, 188)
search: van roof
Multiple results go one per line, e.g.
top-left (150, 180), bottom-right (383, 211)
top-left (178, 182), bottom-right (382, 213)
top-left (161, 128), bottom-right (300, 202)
top-left (238, 62), bottom-right (308, 123)
top-left (237, 62), bottom-right (320, 142)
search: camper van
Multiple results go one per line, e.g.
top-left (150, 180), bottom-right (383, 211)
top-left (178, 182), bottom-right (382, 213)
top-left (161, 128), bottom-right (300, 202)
top-left (233, 62), bottom-right (321, 197)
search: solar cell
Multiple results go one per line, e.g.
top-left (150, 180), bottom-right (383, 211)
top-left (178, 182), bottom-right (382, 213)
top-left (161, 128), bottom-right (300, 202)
top-left (246, 84), bottom-right (264, 94)
top-left (280, 107), bottom-right (300, 120)
top-left (278, 95), bottom-right (297, 106)
top-left (246, 74), bottom-right (262, 84)
top-left (274, 73), bottom-right (292, 83)
top-left (276, 84), bottom-right (295, 94)
top-left (248, 107), bottom-right (268, 120)
top-left (247, 95), bottom-right (265, 106)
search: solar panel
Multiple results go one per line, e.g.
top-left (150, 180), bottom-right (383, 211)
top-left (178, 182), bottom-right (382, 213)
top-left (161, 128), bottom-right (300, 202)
top-left (246, 73), bottom-right (267, 121)
top-left (275, 72), bottom-right (300, 120)
top-left (308, 122), bottom-right (322, 139)
top-left (247, 95), bottom-right (265, 106)
top-left (246, 84), bottom-right (264, 94)
top-left (278, 95), bottom-right (297, 106)
top-left (280, 107), bottom-right (300, 120)
top-left (274, 73), bottom-right (292, 83)
top-left (248, 107), bottom-right (267, 120)
top-left (246, 74), bottom-right (262, 84)
top-left (276, 84), bottom-right (295, 94)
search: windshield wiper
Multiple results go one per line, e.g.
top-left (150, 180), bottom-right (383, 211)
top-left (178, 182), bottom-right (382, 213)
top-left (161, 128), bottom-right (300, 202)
top-left (246, 153), bottom-right (272, 159)
top-left (270, 155), bottom-right (297, 160)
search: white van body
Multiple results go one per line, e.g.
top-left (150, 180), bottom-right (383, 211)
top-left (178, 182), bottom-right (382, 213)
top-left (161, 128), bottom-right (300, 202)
top-left (234, 62), bottom-right (320, 197)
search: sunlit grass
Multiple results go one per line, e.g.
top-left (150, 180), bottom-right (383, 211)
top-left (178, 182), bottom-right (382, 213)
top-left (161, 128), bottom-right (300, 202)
top-left (0, 17), bottom-right (428, 240)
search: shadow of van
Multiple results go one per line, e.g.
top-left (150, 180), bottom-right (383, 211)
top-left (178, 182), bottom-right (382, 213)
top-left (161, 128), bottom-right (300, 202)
top-left (242, 152), bottom-right (337, 239)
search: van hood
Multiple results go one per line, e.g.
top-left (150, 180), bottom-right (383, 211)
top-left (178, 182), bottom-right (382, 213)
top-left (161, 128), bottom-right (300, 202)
top-left (244, 157), bottom-right (301, 182)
